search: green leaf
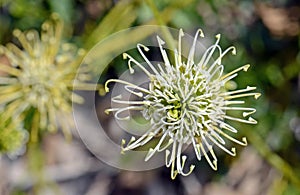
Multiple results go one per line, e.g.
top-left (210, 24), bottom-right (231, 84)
top-left (47, 0), bottom-right (73, 25)
top-left (85, 0), bottom-right (138, 49)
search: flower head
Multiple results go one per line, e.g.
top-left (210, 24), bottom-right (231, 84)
top-left (105, 29), bottom-right (260, 179)
top-left (0, 14), bottom-right (98, 142)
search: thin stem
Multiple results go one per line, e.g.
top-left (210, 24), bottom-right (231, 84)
top-left (243, 129), bottom-right (300, 190)
top-left (145, 0), bottom-right (176, 50)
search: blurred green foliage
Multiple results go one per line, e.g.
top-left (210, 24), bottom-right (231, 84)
top-left (0, 114), bottom-right (26, 154)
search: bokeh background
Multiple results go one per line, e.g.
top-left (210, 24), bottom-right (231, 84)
top-left (0, 0), bottom-right (300, 194)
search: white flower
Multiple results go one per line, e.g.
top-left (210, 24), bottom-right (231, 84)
top-left (0, 14), bottom-right (99, 142)
top-left (105, 29), bottom-right (260, 179)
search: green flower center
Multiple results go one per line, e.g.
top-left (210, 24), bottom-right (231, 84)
top-left (167, 101), bottom-right (182, 120)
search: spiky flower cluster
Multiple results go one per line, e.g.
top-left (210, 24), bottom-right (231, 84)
top-left (0, 14), bottom-right (97, 143)
top-left (105, 29), bottom-right (260, 179)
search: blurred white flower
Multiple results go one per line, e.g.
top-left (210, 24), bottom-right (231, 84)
top-left (0, 14), bottom-right (99, 143)
top-left (105, 29), bottom-right (260, 179)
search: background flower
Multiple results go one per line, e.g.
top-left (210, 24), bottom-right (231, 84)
top-left (0, 14), bottom-right (96, 142)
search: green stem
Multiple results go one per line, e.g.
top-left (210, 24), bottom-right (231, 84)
top-left (244, 129), bottom-right (300, 190)
top-left (28, 141), bottom-right (61, 195)
top-left (145, 0), bottom-right (176, 50)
